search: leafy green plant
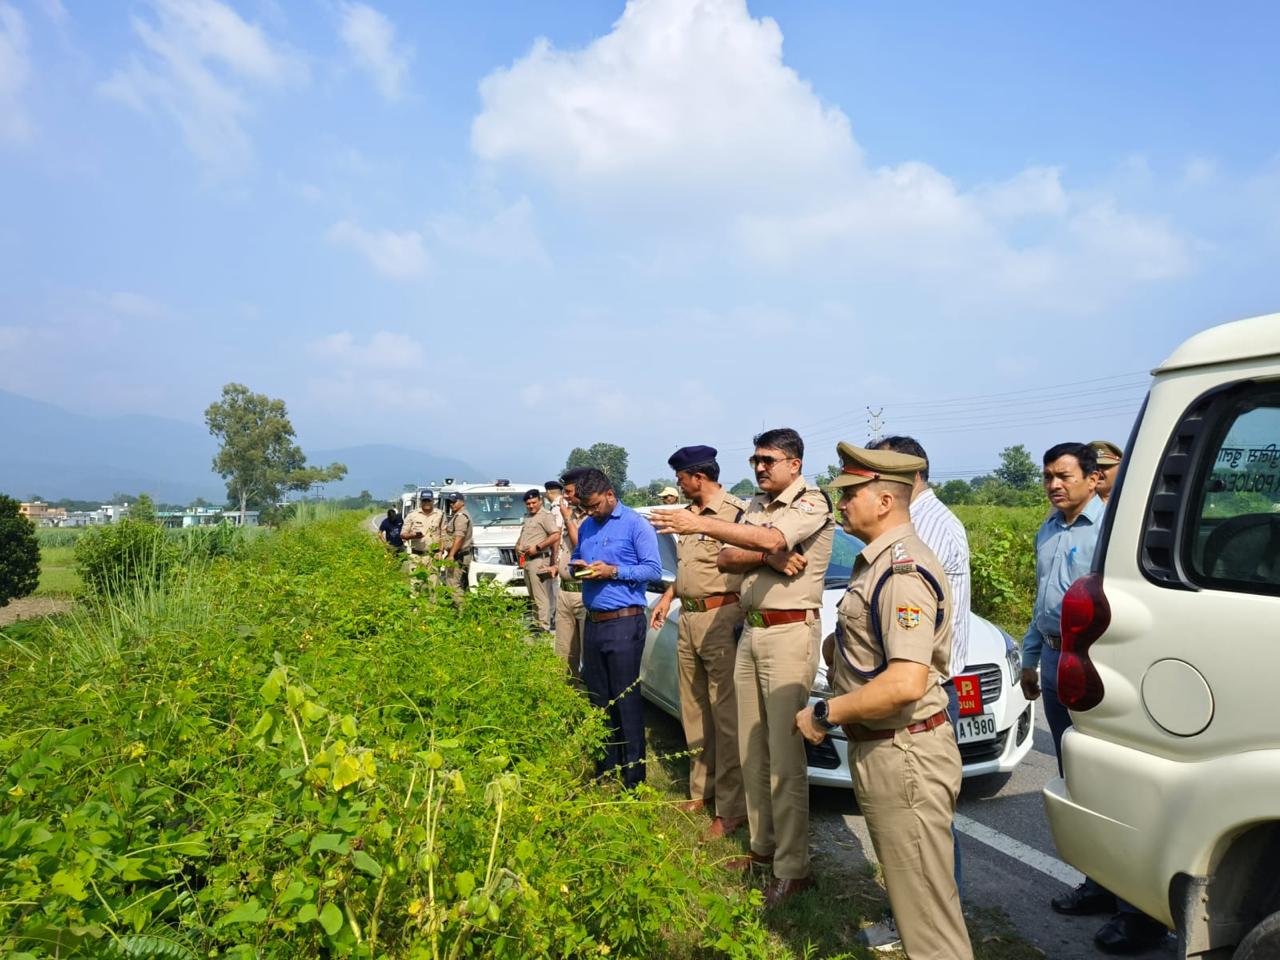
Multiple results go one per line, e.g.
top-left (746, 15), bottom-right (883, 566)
top-left (2, 513), bottom-right (775, 958)
top-left (0, 494), bottom-right (40, 606)
top-left (73, 518), bottom-right (175, 597)
top-left (957, 505), bottom-right (1043, 637)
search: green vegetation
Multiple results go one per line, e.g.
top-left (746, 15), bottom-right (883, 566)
top-left (1, 513), bottom-right (774, 959)
top-left (35, 545), bottom-right (79, 597)
top-left (0, 495), bottom-right (40, 607)
top-left (956, 505), bottom-right (1044, 638)
top-left (73, 520), bottom-right (245, 597)
top-left (563, 442), bottom-right (629, 494)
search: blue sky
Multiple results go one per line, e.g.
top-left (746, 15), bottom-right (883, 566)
top-left (2, 0), bottom-right (1278, 487)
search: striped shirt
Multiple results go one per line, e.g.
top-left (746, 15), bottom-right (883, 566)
top-left (910, 488), bottom-right (971, 678)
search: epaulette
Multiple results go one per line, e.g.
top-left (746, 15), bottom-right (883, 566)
top-left (890, 540), bottom-right (917, 575)
top-left (724, 492), bottom-right (748, 511)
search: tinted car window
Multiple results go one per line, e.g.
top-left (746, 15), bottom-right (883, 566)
top-left (824, 528), bottom-right (866, 587)
top-left (1186, 385), bottom-right (1280, 594)
top-left (656, 532), bottom-right (678, 579)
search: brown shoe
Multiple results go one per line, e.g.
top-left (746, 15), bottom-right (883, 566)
top-left (763, 875), bottom-right (815, 908)
top-left (676, 798), bottom-right (708, 814)
top-left (724, 850), bottom-right (773, 872)
top-left (702, 815), bottom-right (748, 841)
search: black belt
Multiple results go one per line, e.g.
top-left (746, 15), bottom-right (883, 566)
top-left (1043, 633), bottom-right (1061, 651)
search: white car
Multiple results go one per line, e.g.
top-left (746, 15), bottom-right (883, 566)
top-left (639, 524), bottom-right (1034, 785)
top-left (1042, 312), bottom-right (1280, 956)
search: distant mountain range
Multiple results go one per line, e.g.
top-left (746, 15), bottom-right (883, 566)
top-left (0, 389), bottom-right (483, 505)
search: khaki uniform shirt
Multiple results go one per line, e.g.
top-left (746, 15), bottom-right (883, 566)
top-left (831, 522), bottom-right (952, 729)
top-left (401, 508), bottom-right (445, 554)
top-left (517, 509), bottom-right (559, 576)
top-left (738, 477), bottom-right (834, 611)
top-left (555, 505), bottom-right (588, 582)
top-left (445, 508), bottom-right (473, 560)
top-left (675, 489), bottom-right (746, 599)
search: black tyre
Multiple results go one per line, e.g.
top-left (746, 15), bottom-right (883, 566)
top-left (1234, 910), bottom-right (1280, 960)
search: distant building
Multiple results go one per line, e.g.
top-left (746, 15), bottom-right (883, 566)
top-left (157, 508), bottom-right (259, 528)
top-left (18, 501), bottom-right (68, 526)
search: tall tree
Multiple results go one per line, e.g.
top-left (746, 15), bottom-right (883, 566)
top-left (728, 479), bottom-right (756, 498)
top-left (0, 495), bottom-right (40, 607)
top-left (205, 383), bottom-right (347, 523)
top-left (994, 444), bottom-right (1040, 490)
top-left (564, 442), bottom-right (630, 493)
top-left (131, 493), bottom-right (157, 525)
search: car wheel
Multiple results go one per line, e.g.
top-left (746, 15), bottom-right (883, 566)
top-left (1234, 909), bottom-right (1280, 960)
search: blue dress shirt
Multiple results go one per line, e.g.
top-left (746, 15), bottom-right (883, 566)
top-left (1021, 495), bottom-right (1106, 670)
top-left (572, 502), bottom-right (663, 611)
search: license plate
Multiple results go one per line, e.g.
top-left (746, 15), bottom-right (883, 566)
top-left (955, 713), bottom-right (997, 744)
top-left (952, 673), bottom-right (984, 716)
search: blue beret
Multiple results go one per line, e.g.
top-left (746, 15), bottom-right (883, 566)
top-left (668, 445), bottom-right (718, 472)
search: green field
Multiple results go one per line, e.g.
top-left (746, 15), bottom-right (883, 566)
top-left (35, 544), bottom-right (80, 597)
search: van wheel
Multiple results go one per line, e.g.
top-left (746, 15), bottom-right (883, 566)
top-left (1235, 910), bottom-right (1280, 960)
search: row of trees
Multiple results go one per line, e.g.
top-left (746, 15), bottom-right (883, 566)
top-left (562, 442), bottom-right (1046, 507)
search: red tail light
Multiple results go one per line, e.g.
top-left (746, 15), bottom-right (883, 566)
top-left (1058, 573), bottom-right (1109, 711)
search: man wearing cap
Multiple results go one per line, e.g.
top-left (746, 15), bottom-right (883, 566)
top-left (401, 491), bottom-right (445, 576)
top-left (653, 427), bottom-right (832, 908)
top-left (517, 488), bottom-right (560, 632)
top-left (659, 486), bottom-right (681, 505)
top-left (572, 468), bottom-right (663, 787)
top-left (1090, 440), bottom-right (1123, 503)
top-left (650, 445), bottom-right (748, 839)
top-left (439, 492), bottom-right (474, 595)
top-left (553, 470), bottom-right (590, 683)
top-left (795, 443), bottom-right (972, 960)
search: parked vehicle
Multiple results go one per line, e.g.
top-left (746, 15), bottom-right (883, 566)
top-left (1042, 312), bottom-right (1280, 958)
top-left (436, 480), bottom-right (544, 595)
top-left (639, 521), bottom-right (1035, 785)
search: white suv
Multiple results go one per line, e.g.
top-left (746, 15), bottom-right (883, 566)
top-left (437, 481), bottom-right (545, 595)
top-left (1042, 312), bottom-right (1280, 958)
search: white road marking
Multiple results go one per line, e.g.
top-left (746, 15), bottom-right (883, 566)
top-left (954, 813), bottom-right (1084, 887)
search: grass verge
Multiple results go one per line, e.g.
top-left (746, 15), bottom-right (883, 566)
top-left (35, 544), bottom-right (80, 596)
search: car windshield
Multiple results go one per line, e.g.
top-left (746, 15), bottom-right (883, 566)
top-left (824, 528), bottom-right (866, 587)
top-left (466, 493), bottom-right (527, 525)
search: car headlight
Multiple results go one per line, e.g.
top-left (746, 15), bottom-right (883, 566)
top-left (473, 547), bottom-right (501, 564)
top-left (1002, 633), bottom-right (1021, 684)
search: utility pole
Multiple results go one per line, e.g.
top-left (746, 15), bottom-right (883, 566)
top-left (866, 407), bottom-right (884, 443)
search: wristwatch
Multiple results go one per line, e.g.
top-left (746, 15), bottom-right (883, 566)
top-left (812, 699), bottom-right (836, 731)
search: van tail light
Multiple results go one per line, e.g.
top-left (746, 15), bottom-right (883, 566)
top-left (1058, 573), bottom-right (1109, 711)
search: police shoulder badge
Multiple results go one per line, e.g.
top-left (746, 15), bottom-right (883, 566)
top-left (891, 540), bottom-right (915, 574)
top-left (896, 605), bottom-right (922, 629)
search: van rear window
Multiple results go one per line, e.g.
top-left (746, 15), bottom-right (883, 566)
top-left (1185, 386), bottom-right (1280, 594)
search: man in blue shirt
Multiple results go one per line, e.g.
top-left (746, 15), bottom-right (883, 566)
top-left (1022, 442), bottom-right (1167, 954)
top-left (571, 468), bottom-right (663, 788)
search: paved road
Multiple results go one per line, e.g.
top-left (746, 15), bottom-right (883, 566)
top-left (807, 707), bottom-right (1177, 960)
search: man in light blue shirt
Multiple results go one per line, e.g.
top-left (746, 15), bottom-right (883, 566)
top-left (571, 468), bottom-right (663, 788)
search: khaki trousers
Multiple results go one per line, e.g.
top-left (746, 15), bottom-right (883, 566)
top-left (678, 605), bottom-right (745, 818)
top-left (554, 586), bottom-right (586, 683)
top-left (525, 561), bottom-right (554, 631)
top-left (851, 723), bottom-right (972, 960)
top-left (734, 617), bottom-right (820, 880)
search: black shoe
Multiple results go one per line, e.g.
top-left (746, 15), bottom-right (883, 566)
top-left (1094, 912), bottom-right (1169, 955)
top-left (1051, 881), bottom-right (1117, 916)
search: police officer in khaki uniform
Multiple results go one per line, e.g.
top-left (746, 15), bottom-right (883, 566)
top-left (1089, 439), bottom-right (1123, 503)
top-left (517, 488), bottom-right (560, 632)
top-left (654, 427), bottom-right (833, 908)
top-left (401, 491), bottom-right (445, 578)
top-left (440, 492), bottom-right (473, 594)
top-left (795, 443), bottom-right (972, 960)
top-left (650, 446), bottom-right (748, 839)
top-left (553, 470), bottom-right (589, 683)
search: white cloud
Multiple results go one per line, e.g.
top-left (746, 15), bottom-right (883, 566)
top-left (307, 330), bottom-right (422, 371)
top-left (431, 197), bottom-right (549, 265)
top-left (0, 2), bottom-right (32, 144)
top-left (99, 0), bottom-right (307, 174)
top-left (100, 290), bottom-right (171, 321)
top-left (339, 2), bottom-right (411, 101)
top-left (472, 0), bottom-right (1193, 304)
top-left (326, 219), bottom-right (430, 278)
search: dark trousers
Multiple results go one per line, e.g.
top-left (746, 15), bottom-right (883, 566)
top-left (583, 611), bottom-right (647, 787)
top-left (1041, 646), bottom-right (1143, 915)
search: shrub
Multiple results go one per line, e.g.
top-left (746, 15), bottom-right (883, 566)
top-left (1, 514), bottom-right (772, 959)
top-left (956, 504), bottom-right (1044, 638)
top-left (73, 518), bottom-right (175, 596)
top-left (0, 494), bottom-right (40, 606)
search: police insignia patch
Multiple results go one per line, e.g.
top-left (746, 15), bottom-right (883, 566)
top-left (896, 605), bottom-right (922, 629)
top-left (796, 500), bottom-right (817, 514)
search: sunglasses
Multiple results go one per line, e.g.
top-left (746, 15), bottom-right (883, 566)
top-left (748, 454), bottom-right (792, 468)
